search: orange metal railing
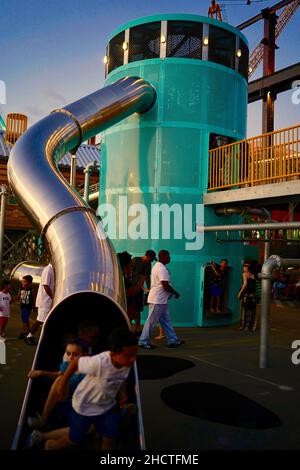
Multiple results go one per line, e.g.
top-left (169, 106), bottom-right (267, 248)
top-left (4, 113), bottom-right (28, 145)
top-left (208, 124), bottom-right (300, 191)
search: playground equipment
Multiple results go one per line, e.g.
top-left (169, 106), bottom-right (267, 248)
top-left (102, 14), bottom-right (254, 327)
top-left (8, 76), bottom-right (155, 449)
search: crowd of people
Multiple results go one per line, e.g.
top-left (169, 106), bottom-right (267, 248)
top-left (117, 249), bottom-right (184, 350)
top-left (0, 251), bottom-right (298, 449)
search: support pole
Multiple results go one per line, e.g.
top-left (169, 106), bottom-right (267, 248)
top-left (264, 229), bottom-right (271, 261)
top-left (83, 162), bottom-right (99, 204)
top-left (262, 10), bottom-right (277, 134)
top-left (260, 255), bottom-right (281, 368)
top-left (260, 256), bottom-right (300, 368)
top-left (0, 185), bottom-right (8, 274)
top-left (70, 154), bottom-right (77, 187)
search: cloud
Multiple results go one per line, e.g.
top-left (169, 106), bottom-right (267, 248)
top-left (24, 105), bottom-right (45, 119)
top-left (44, 88), bottom-right (68, 106)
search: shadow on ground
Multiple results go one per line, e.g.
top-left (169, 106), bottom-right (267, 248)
top-left (161, 382), bottom-right (282, 429)
top-left (137, 355), bottom-right (195, 380)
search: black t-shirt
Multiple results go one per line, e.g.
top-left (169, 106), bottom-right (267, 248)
top-left (20, 287), bottom-right (34, 309)
top-left (210, 265), bottom-right (226, 288)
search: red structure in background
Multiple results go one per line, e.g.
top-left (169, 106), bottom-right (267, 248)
top-left (208, 1), bottom-right (223, 21)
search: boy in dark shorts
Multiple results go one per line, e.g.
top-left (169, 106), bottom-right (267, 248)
top-left (209, 259), bottom-right (228, 313)
top-left (28, 327), bottom-right (138, 450)
top-left (16, 275), bottom-right (36, 339)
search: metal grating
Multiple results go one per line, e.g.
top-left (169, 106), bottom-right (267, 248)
top-left (108, 31), bottom-right (125, 74)
top-left (128, 22), bottom-right (160, 63)
top-left (208, 25), bottom-right (236, 71)
top-left (167, 21), bottom-right (203, 59)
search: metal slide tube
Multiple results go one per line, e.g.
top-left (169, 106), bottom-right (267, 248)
top-left (8, 76), bottom-right (156, 312)
top-left (10, 261), bottom-right (45, 285)
top-left (0, 185), bottom-right (8, 274)
top-left (8, 76), bottom-right (156, 449)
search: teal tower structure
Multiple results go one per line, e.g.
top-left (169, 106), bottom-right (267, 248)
top-left (100, 14), bottom-right (251, 327)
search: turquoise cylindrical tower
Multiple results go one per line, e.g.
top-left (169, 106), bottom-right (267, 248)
top-left (100, 14), bottom-right (252, 327)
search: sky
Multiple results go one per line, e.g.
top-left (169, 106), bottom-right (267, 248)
top-left (1, 0), bottom-right (299, 137)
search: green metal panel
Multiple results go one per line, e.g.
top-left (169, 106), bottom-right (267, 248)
top-left (101, 16), bottom-right (253, 327)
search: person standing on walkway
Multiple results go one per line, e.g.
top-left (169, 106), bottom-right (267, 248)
top-left (138, 250), bottom-right (184, 350)
top-left (25, 262), bottom-right (54, 345)
top-left (0, 280), bottom-right (13, 342)
top-left (238, 263), bottom-right (257, 332)
top-left (131, 250), bottom-right (157, 335)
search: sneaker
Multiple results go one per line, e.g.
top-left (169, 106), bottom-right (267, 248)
top-left (138, 343), bottom-right (155, 350)
top-left (0, 336), bottom-right (6, 343)
top-left (28, 413), bottom-right (46, 429)
top-left (168, 340), bottom-right (184, 348)
top-left (25, 336), bottom-right (37, 346)
top-left (24, 429), bottom-right (44, 449)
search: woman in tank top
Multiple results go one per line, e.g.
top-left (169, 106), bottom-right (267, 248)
top-left (238, 263), bottom-right (257, 332)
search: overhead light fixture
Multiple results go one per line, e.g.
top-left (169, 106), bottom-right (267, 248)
top-left (161, 35), bottom-right (166, 44)
top-left (248, 66), bottom-right (253, 73)
top-left (103, 55), bottom-right (108, 64)
top-left (236, 49), bottom-right (242, 58)
top-left (122, 41), bottom-right (128, 51)
top-left (203, 37), bottom-right (209, 46)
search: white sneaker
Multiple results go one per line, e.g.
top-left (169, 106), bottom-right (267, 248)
top-left (24, 429), bottom-right (44, 449)
top-left (0, 336), bottom-right (6, 342)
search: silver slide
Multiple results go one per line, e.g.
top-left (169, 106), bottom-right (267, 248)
top-left (8, 76), bottom-right (156, 449)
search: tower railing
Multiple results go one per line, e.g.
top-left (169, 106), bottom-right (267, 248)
top-left (208, 124), bottom-right (300, 191)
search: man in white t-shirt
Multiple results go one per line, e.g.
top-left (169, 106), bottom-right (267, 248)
top-left (138, 250), bottom-right (184, 350)
top-left (25, 263), bottom-right (54, 345)
top-left (0, 280), bottom-right (12, 342)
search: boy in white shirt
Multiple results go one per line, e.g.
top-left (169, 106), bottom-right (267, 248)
top-left (28, 327), bottom-right (138, 450)
top-left (0, 280), bottom-right (12, 342)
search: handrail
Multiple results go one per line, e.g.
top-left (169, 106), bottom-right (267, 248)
top-left (208, 124), bottom-right (300, 191)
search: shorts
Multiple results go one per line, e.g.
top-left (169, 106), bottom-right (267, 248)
top-left (0, 317), bottom-right (8, 328)
top-left (210, 285), bottom-right (222, 297)
top-left (36, 307), bottom-right (50, 323)
top-left (21, 307), bottom-right (32, 324)
top-left (69, 407), bottom-right (121, 444)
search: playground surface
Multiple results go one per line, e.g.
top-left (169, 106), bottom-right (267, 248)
top-left (0, 301), bottom-right (299, 450)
